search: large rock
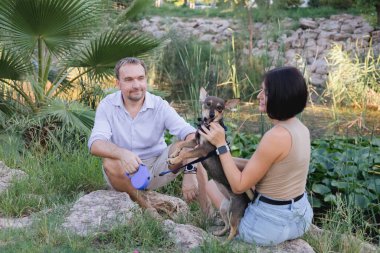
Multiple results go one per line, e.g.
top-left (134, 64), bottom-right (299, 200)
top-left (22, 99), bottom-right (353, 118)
top-left (0, 217), bottom-right (32, 229)
top-left (62, 190), bottom-right (138, 236)
top-left (257, 239), bottom-right (315, 253)
top-left (163, 219), bottom-right (208, 252)
top-left (300, 18), bottom-right (319, 29)
top-left (0, 161), bottom-right (27, 194)
top-left (144, 190), bottom-right (189, 219)
top-left (61, 190), bottom-right (189, 236)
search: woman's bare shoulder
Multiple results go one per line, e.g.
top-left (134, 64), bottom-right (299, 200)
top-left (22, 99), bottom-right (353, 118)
top-left (263, 125), bottom-right (291, 142)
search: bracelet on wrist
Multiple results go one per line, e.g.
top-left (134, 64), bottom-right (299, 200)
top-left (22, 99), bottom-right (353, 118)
top-left (183, 164), bottom-right (197, 174)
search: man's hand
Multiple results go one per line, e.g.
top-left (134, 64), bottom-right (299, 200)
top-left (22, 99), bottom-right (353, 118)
top-left (91, 140), bottom-right (142, 174)
top-left (118, 149), bottom-right (142, 174)
top-left (182, 173), bottom-right (198, 202)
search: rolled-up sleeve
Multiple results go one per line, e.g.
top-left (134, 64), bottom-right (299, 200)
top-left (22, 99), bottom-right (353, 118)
top-left (88, 101), bottom-right (112, 151)
top-left (163, 101), bottom-right (196, 140)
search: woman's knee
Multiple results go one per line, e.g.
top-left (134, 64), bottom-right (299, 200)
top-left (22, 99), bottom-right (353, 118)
top-left (206, 180), bottom-right (218, 195)
top-left (206, 180), bottom-right (226, 209)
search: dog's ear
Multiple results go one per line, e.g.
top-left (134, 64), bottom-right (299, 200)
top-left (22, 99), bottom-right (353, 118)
top-left (225, 99), bottom-right (240, 110)
top-left (199, 87), bottom-right (208, 103)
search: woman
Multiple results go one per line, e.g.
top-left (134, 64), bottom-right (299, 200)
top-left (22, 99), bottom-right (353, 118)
top-left (200, 66), bottom-right (313, 246)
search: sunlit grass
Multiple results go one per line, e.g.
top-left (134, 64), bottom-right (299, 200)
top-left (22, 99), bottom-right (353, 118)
top-left (0, 133), bottom-right (104, 217)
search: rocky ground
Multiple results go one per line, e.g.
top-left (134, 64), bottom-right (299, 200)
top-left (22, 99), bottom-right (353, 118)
top-left (0, 161), bottom-right (378, 252)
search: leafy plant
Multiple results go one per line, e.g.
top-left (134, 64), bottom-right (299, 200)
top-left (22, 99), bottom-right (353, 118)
top-left (308, 136), bottom-right (380, 213)
top-left (320, 0), bottom-right (353, 9)
top-left (273, 0), bottom-right (303, 8)
top-left (0, 0), bottom-right (160, 140)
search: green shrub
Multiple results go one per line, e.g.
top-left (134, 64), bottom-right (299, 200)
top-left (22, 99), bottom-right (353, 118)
top-left (321, 0), bottom-right (353, 8)
top-left (309, 0), bottom-right (321, 7)
top-left (256, 0), bottom-right (271, 8)
top-left (273, 0), bottom-right (303, 8)
top-left (308, 136), bottom-right (380, 214)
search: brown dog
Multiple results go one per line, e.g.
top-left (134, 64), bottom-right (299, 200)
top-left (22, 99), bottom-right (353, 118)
top-left (168, 88), bottom-right (252, 241)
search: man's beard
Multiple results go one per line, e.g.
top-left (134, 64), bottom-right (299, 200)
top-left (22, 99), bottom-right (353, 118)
top-left (127, 91), bottom-right (144, 102)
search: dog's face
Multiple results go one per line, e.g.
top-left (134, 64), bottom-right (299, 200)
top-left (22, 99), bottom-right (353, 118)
top-left (199, 87), bottom-right (240, 125)
top-left (201, 96), bottom-right (226, 124)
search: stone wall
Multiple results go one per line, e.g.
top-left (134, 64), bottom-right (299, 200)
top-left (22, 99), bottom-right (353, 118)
top-left (138, 14), bottom-right (380, 89)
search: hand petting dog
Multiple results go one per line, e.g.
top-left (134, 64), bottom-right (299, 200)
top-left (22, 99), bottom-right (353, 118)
top-left (199, 122), bottom-right (227, 148)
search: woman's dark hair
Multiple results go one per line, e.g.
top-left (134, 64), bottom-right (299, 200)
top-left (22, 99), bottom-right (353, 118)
top-left (264, 66), bottom-right (308, 121)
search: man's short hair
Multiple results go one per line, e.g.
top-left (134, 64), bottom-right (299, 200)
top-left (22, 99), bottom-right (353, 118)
top-left (114, 57), bottom-right (147, 80)
top-left (264, 66), bottom-right (308, 121)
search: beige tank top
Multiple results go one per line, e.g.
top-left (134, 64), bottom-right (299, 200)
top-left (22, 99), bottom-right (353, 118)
top-left (255, 118), bottom-right (310, 199)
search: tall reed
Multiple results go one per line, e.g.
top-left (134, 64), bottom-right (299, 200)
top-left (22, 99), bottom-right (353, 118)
top-left (325, 43), bottom-right (380, 120)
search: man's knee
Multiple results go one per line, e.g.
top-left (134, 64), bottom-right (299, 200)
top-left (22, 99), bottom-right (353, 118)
top-left (103, 158), bottom-right (125, 178)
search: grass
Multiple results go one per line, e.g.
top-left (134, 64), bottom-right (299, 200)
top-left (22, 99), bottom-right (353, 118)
top-left (0, 134), bottom-right (104, 217)
top-left (0, 208), bottom-right (175, 252)
top-left (304, 196), bottom-right (378, 253)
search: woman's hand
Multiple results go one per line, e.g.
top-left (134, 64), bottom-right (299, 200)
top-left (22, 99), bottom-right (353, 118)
top-left (199, 122), bottom-right (227, 147)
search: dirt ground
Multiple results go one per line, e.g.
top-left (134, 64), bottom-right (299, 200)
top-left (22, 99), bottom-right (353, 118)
top-left (174, 101), bottom-right (380, 139)
top-left (230, 103), bottom-right (380, 139)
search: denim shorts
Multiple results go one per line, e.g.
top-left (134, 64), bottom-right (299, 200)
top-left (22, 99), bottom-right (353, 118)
top-left (237, 192), bottom-right (313, 246)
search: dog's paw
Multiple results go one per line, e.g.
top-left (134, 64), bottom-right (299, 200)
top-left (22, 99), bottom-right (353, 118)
top-left (166, 159), bottom-right (174, 166)
top-left (167, 157), bottom-right (181, 166)
top-left (169, 148), bottom-right (182, 158)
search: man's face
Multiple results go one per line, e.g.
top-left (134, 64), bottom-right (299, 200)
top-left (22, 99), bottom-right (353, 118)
top-left (116, 63), bottom-right (147, 103)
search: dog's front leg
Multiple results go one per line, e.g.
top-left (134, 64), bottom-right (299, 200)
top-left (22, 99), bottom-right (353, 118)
top-left (167, 146), bottom-right (208, 165)
top-left (169, 139), bottom-right (198, 159)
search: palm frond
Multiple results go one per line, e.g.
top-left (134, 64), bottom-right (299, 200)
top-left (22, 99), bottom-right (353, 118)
top-left (67, 29), bottom-right (161, 80)
top-left (0, 86), bottom-right (30, 121)
top-left (0, 99), bottom-right (17, 118)
top-left (116, 0), bottom-right (152, 23)
top-left (46, 68), bottom-right (73, 98)
top-left (38, 99), bottom-right (95, 134)
top-left (0, 48), bottom-right (32, 80)
top-left (0, 0), bottom-right (102, 56)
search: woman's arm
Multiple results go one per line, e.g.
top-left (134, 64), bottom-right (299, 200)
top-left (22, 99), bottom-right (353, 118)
top-left (200, 122), bottom-right (291, 194)
top-left (233, 157), bottom-right (249, 172)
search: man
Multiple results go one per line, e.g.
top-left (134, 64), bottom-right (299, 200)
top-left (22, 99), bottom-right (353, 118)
top-left (88, 57), bottom-right (210, 217)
